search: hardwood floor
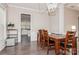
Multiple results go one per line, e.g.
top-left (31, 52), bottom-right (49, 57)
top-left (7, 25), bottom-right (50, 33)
top-left (0, 41), bottom-right (56, 55)
top-left (0, 38), bottom-right (79, 55)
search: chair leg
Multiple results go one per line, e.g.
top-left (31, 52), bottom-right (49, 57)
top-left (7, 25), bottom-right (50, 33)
top-left (47, 47), bottom-right (50, 54)
top-left (40, 42), bottom-right (43, 48)
top-left (42, 43), bottom-right (45, 49)
top-left (47, 49), bottom-right (49, 54)
top-left (62, 49), bottom-right (66, 55)
top-left (47, 46), bottom-right (51, 54)
top-left (63, 49), bottom-right (66, 55)
top-left (42, 41), bottom-right (45, 49)
top-left (72, 48), bottom-right (77, 55)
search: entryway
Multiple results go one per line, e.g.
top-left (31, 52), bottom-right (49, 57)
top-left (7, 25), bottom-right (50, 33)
top-left (21, 14), bottom-right (31, 44)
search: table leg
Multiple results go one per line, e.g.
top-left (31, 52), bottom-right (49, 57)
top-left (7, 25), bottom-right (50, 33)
top-left (55, 39), bottom-right (60, 55)
top-left (72, 38), bottom-right (77, 55)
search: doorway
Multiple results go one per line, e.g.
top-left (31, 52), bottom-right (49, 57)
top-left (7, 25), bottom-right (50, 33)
top-left (21, 14), bottom-right (31, 43)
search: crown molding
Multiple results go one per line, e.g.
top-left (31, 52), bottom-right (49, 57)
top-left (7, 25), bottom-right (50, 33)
top-left (7, 4), bottom-right (48, 14)
top-left (64, 4), bottom-right (79, 12)
top-left (0, 3), bottom-right (8, 9)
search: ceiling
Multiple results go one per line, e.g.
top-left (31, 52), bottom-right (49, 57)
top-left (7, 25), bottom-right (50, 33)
top-left (7, 3), bottom-right (48, 12)
top-left (64, 3), bottom-right (79, 11)
top-left (7, 3), bottom-right (79, 12)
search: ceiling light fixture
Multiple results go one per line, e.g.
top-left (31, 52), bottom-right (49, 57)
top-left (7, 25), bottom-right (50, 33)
top-left (47, 3), bottom-right (58, 16)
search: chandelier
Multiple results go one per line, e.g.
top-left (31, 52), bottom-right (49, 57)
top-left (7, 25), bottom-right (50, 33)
top-left (47, 3), bottom-right (58, 16)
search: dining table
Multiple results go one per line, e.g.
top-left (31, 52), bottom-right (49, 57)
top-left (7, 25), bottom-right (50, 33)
top-left (48, 33), bottom-right (77, 55)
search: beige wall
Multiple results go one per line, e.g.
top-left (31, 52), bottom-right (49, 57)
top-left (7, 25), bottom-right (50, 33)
top-left (64, 7), bottom-right (79, 35)
top-left (7, 6), bottom-right (51, 42)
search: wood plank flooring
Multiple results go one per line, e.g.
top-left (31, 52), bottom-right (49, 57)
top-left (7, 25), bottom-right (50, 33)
top-left (0, 35), bottom-right (79, 55)
top-left (0, 41), bottom-right (56, 55)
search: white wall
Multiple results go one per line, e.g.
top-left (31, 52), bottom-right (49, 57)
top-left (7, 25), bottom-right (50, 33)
top-left (0, 4), bottom-right (7, 51)
top-left (7, 6), bottom-right (50, 42)
top-left (64, 7), bottom-right (79, 35)
top-left (50, 9), bottom-right (59, 34)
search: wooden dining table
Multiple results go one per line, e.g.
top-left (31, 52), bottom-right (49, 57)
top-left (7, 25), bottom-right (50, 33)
top-left (49, 33), bottom-right (77, 55)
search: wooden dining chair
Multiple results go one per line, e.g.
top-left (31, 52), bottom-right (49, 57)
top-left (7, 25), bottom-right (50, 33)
top-left (42, 30), bottom-right (55, 54)
top-left (60, 31), bottom-right (77, 55)
top-left (37, 29), bottom-right (45, 48)
top-left (38, 29), bottom-right (44, 48)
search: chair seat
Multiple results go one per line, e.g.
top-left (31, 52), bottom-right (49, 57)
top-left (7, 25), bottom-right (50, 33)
top-left (60, 42), bottom-right (72, 48)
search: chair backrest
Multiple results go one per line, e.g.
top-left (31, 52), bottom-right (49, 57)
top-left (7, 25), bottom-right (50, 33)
top-left (38, 29), bottom-right (44, 42)
top-left (37, 30), bottom-right (41, 42)
top-left (64, 31), bottom-right (76, 48)
top-left (43, 30), bottom-right (49, 40)
top-left (38, 29), bottom-right (49, 46)
top-left (43, 29), bottom-right (49, 46)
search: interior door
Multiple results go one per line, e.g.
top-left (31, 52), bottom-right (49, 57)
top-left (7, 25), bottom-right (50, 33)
top-left (21, 14), bottom-right (31, 42)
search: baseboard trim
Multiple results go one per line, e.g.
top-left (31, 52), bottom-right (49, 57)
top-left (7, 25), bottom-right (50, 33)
top-left (0, 45), bottom-right (6, 52)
